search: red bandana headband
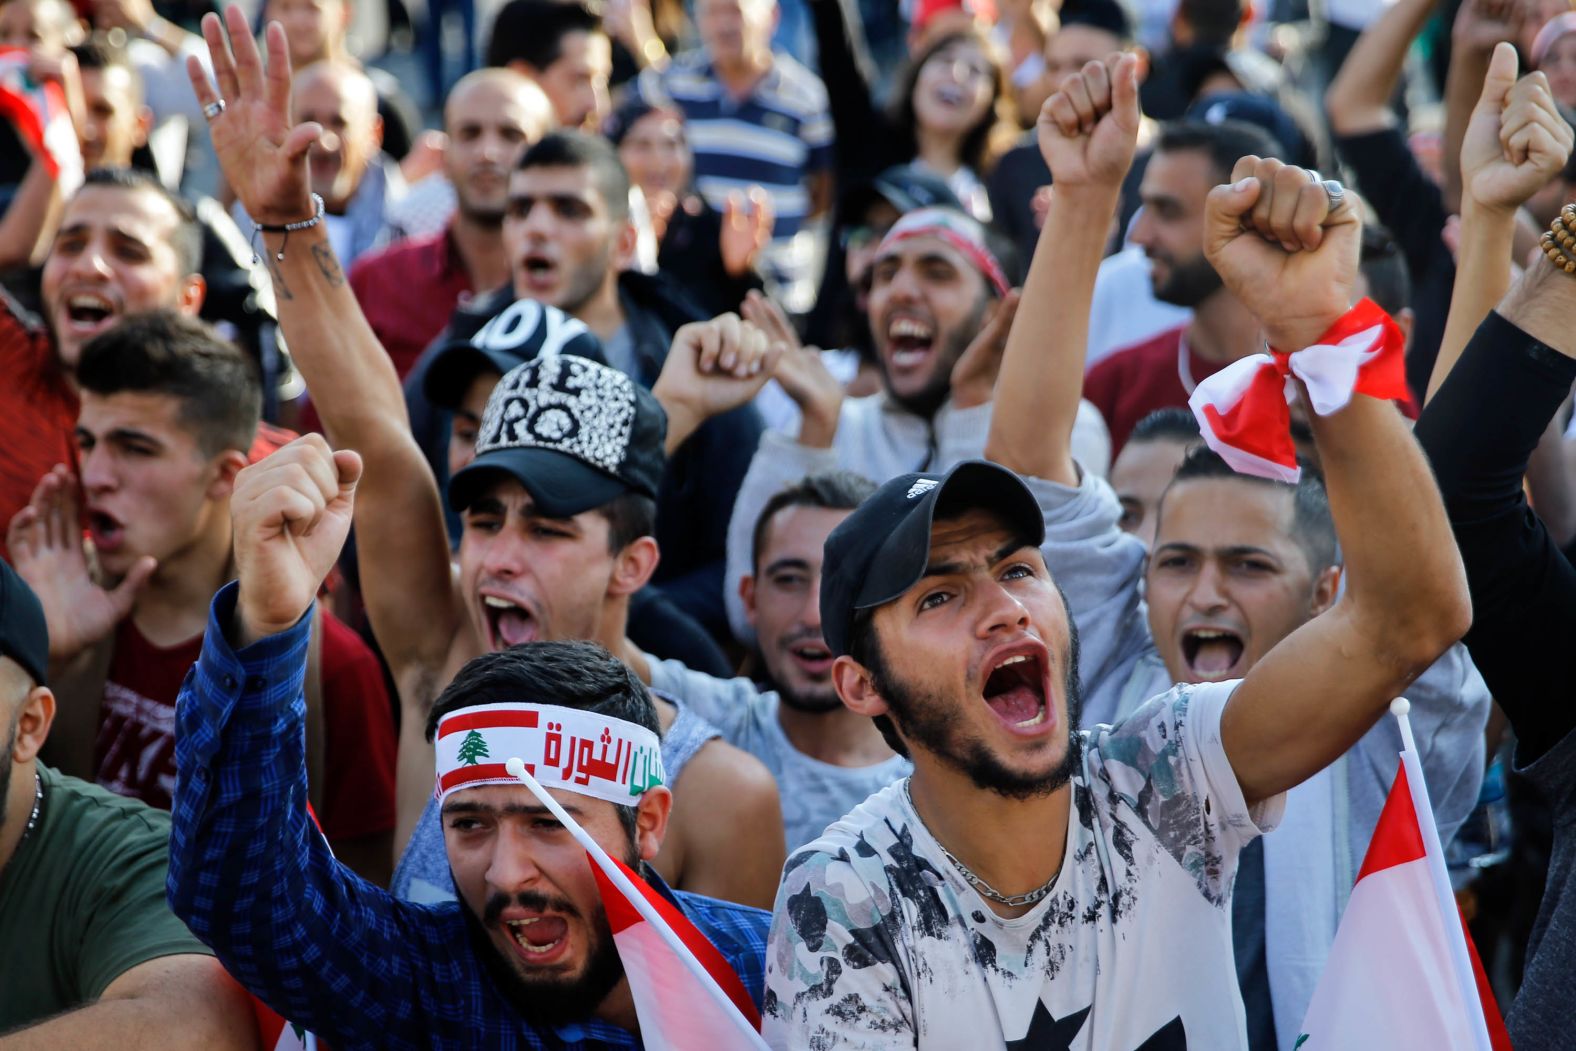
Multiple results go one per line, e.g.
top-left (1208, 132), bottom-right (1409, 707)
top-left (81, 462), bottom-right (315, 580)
top-left (1188, 299), bottom-right (1408, 482)
top-left (875, 207), bottom-right (1011, 298)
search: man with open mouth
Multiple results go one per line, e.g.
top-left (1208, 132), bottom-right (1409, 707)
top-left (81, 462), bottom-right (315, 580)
top-left (763, 55), bottom-right (1471, 1049)
top-left (648, 469), bottom-right (913, 853)
top-left (192, 4), bottom-right (788, 914)
top-left (166, 435), bottom-right (770, 1049)
top-left (719, 196), bottom-right (1112, 645)
top-left (2, 167), bottom-right (207, 564)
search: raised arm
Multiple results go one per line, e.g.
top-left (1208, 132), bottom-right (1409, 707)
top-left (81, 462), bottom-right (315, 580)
top-left (1323, 0), bottom-right (1436, 135)
top-left (985, 53), bottom-right (1141, 487)
top-left (168, 438), bottom-right (433, 1041)
top-left (1442, 0), bottom-right (1522, 214)
top-left (1206, 159), bottom-right (1472, 805)
top-left (1428, 43), bottom-right (1574, 401)
top-left (1417, 257), bottom-right (1576, 761)
top-left (188, 7), bottom-right (458, 677)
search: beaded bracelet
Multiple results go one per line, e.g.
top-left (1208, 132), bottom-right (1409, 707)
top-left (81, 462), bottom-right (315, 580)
top-left (248, 193), bottom-right (326, 263)
top-left (1541, 203), bottom-right (1576, 275)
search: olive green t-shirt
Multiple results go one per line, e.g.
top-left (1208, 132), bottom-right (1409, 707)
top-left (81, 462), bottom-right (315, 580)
top-left (0, 765), bottom-right (212, 1031)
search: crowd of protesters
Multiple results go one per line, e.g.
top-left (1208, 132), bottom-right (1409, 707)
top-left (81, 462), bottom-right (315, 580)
top-left (1, 0), bottom-right (1574, 1045)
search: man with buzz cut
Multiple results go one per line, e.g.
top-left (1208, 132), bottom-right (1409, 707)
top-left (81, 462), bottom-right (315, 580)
top-left (763, 54), bottom-right (1471, 1049)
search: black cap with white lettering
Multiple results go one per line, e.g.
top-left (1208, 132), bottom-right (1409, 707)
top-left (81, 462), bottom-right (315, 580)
top-left (424, 298), bottom-right (607, 412)
top-left (819, 460), bottom-right (1045, 658)
top-left (446, 355), bottom-right (667, 517)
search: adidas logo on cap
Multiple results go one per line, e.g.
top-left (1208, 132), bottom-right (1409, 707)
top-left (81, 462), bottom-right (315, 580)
top-left (906, 479), bottom-right (940, 499)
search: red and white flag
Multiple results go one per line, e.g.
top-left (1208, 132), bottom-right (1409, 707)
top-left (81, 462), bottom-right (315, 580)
top-left (0, 46), bottom-right (83, 194)
top-left (1189, 298), bottom-right (1408, 483)
top-left (505, 757), bottom-right (769, 1051)
top-left (1296, 700), bottom-right (1512, 1051)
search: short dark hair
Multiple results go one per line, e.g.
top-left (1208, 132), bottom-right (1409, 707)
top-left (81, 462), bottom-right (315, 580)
top-left (1359, 223), bottom-right (1411, 318)
top-left (77, 167), bottom-right (201, 277)
top-left (426, 640), bottom-right (659, 840)
top-left (1176, 0), bottom-right (1243, 47)
top-left (486, 0), bottom-right (602, 70)
top-left (1162, 445), bottom-right (1337, 574)
top-left (1057, 0), bottom-right (1137, 44)
top-left (76, 311), bottom-right (261, 457)
top-left (515, 130), bottom-right (631, 222)
top-left (1128, 407), bottom-right (1201, 446)
top-left (598, 491), bottom-right (657, 554)
top-left (752, 470), bottom-right (877, 571)
top-left (1155, 119), bottom-right (1284, 183)
top-left (71, 32), bottom-right (138, 80)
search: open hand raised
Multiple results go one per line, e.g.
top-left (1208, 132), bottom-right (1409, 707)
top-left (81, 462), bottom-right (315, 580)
top-left (187, 5), bottom-right (321, 226)
top-left (6, 466), bottom-right (155, 662)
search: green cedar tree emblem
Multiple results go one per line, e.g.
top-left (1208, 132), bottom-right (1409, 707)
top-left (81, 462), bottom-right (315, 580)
top-left (457, 730), bottom-right (490, 766)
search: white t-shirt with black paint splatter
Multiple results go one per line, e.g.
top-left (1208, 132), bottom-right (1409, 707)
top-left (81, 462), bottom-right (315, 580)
top-left (761, 680), bottom-right (1282, 1051)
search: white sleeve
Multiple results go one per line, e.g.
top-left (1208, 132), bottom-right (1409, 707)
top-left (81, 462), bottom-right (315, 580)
top-left (763, 852), bottom-right (915, 1051)
top-left (931, 400), bottom-right (992, 468)
top-left (1089, 682), bottom-right (1284, 904)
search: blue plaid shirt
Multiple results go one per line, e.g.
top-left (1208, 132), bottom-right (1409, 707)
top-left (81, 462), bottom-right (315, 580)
top-left (168, 583), bottom-right (770, 1050)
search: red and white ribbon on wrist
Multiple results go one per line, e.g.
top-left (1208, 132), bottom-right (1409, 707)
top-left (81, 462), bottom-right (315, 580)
top-left (1187, 298), bottom-right (1407, 483)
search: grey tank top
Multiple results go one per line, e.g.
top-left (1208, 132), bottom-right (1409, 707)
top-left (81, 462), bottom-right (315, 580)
top-left (389, 692), bottom-right (722, 904)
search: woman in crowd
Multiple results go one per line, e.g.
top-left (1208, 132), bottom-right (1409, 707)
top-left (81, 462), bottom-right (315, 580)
top-left (812, 0), bottom-right (1017, 222)
top-left (606, 95), bottom-right (769, 317)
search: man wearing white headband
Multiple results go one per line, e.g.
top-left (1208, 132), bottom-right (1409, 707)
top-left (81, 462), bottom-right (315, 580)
top-left (166, 432), bottom-right (770, 1048)
top-left (722, 204), bottom-right (1113, 645)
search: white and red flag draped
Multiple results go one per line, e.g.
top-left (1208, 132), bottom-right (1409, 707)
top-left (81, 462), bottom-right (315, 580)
top-left (0, 46), bottom-right (82, 194)
top-left (1189, 298), bottom-right (1409, 483)
top-left (1296, 700), bottom-right (1512, 1051)
top-left (505, 757), bottom-right (769, 1050)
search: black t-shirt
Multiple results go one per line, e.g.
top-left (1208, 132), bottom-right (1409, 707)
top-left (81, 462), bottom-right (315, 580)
top-left (1333, 126), bottom-right (1454, 397)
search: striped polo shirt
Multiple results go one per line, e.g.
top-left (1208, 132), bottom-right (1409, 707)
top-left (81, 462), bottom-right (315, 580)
top-left (642, 50), bottom-right (834, 243)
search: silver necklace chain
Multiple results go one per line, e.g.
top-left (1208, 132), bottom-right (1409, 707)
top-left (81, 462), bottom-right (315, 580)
top-left (904, 779), bottom-right (1059, 909)
top-left (22, 772), bottom-right (42, 839)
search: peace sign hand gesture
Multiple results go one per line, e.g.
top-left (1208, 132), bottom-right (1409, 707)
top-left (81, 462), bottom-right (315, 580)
top-left (187, 5), bottom-right (322, 226)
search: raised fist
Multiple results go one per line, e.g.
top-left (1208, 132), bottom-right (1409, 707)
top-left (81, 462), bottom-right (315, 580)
top-left (231, 435), bottom-right (361, 645)
top-left (1204, 157), bottom-right (1362, 351)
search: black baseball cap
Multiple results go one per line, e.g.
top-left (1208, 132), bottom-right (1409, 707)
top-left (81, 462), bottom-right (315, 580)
top-left (820, 460), bottom-right (1046, 658)
top-left (447, 354), bottom-right (668, 517)
top-left (843, 163), bottom-right (962, 222)
top-left (425, 298), bottom-right (607, 412)
top-left (1, 560), bottom-right (48, 687)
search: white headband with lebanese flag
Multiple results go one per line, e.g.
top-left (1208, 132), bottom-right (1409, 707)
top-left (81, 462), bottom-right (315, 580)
top-left (435, 703), bottom-right (665, 806)
top-left (1188, 298), bottom-right (1408, 482)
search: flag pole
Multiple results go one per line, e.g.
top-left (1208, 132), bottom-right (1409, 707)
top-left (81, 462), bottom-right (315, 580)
top-left (1390, 699), bottom-right (1492, 1051)
top-left (505, 757), bottom-right (770, 1050)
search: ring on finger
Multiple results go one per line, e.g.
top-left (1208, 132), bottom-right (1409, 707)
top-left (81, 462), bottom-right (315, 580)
top-left (203, 99), bottom-right (226, 121)
top-left (1321, 180), bottom-right (1347, 208)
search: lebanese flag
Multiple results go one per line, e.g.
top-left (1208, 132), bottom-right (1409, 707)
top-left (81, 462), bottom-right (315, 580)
top-left (1296, 703), bottom-right (1512, 1051)
top-left (592, 854), bottom-right (768, 1050)
top-left (505, 757), bottom-right (769, 1050)
top-left (0, 46), bottom-right (83, 193)
top-left (1189, 299), bottom-right (1408, 484)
